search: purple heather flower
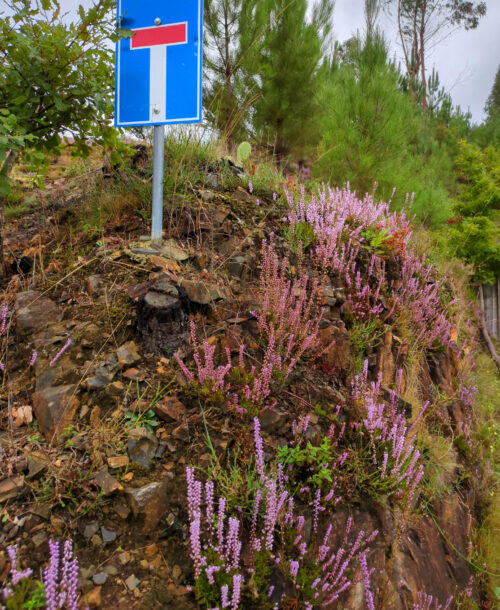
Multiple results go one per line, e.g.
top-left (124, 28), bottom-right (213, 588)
top-left (43, 540), bottom-right (60, 610)
top-left (0, 305), bottom-right (8, 334)
top-left (290, 560), bottom-right (300, 582)
top-left (231, 574), bottom-right (243, 610)
top-left (253, 418), bottom-right (265, 481)
top-left (221, 584), bottom-right (229, 608)
top-left (49, 338), bottom-right (71, 367)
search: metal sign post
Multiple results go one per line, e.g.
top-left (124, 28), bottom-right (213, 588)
top-left (151, 125), bottom-right (165, 241)
top-left (115, 0), bottom-right (204, 241)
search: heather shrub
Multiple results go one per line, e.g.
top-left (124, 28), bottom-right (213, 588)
top-left (283, 184), bottom-right (456, 350)
top-left (252, 235), bottom-right (328, 362)
top-left (391, 252), bottom-right (456, 349)
top-left (278, 370), bottom-right (426, 512)
top-left (1, 540), bottom-right (80, 610)
top-left (185, 419), bottom-right (378, 609)
top-left (174, 321), bottom-right (292, 416)
top-left (283, 185), bottom-right (412, 274)
top-left (175, 237), bottom-right (329, 416)
top-left (342, 257), bottom-right (385, 321)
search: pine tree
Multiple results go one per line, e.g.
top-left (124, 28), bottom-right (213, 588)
top-left (249, 0), bottom-right (334, 164)
top-left (485, 65), bottom-right (500, 122)
top-left (314, 32), bottom-right (455, 225)
top-left (203, 0), bottom-right (263, 149)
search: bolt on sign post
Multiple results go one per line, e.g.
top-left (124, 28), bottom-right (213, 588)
top-left (115, 1), bottom-right (204, 241)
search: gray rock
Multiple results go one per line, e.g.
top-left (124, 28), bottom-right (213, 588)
top-left (86, 364), bottom-right (115, 390)
top-left (127, 428), bottom-right (159, 468)
top-left (32, 531), bottom-right (48, 549)
top-left (87, 275), bottom-right (103, 295)
top-left (181, 279), bottom-right (226, 305)
top-left (101, 527), bottom-right (117, 545)
top-left (27, 454), bottom-right (48, 479)
top-left (125, 574), bottom-right (140, 591)
top-left (84, 523), bottom-right (99, 539)
top-left (92, 572), bottom-right (108, 586)
top-left (227, 256), bottom-right (246, 279)
top-left (0, 476), bottom-right (24, 503)
top-left (322, 285), bottom-right (337, 307)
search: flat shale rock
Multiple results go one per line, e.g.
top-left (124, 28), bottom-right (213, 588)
top-left (15, 290), bottom-right (63, 332)
top-left (180, 279), bottom-right (227, 305)
top-left (0, 476), bottom-right (25, 503)
top-left (32, 384), bottom-right (79, 441)
top-left (127, 428), bottom-right (159, 468)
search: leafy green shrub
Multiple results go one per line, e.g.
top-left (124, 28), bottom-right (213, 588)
top-left (447, 141), bottom-right (500, 283)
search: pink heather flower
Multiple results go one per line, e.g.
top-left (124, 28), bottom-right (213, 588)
top-left (221, 584), bottom-right (230, 608)
top-left (312, 489), bottom-right (321, 534)
top-left (7, 545), bottom-right (33, 586)
top-left (231, 574), bottom-right (243, 609)
top-left (3, 585), bottom-right (14, 599)
top-left (217, 497), bottom-right (226, 553)
top-left (29, 351), bottom-right (38, 367)
top-left (205, 565), bottom-right (221, 585)
top-left (273, 192), bottom-right (277, 201)
top-left (253, 418), bottom-right (265, 481)
top-left (0, 305), bottom-right (8, 334)
top-left (189, 513), bottom-right (206, 578)
top-left (59, 540), bottom-right (79, 610)
top-left (43, 540), bottom-right (60, 610)
top-left (49, 338), bottom-right (71, 367)
top-left (359, 553), bottom-right (375, 610)
top-left (290, 560), bottom-right (300, 582)
top-left (248, 181), bottom-right (253, 194)
top-left (174, 352), bottom-right (194, 381)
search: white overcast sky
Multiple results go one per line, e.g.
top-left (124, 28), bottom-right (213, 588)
top-left (333, 0), bottom-right (500, 123)
top-left (8, 0), bottom-right (500, 123)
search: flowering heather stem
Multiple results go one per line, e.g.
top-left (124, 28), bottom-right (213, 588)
top-left (0, 305), bottom-right (8, 334)
top-left (50, 338), bottom-right (71, 367)
top-left (414, 592), bottom-right (454, 610)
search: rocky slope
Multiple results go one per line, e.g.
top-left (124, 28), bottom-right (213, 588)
top-left (0, 159), bottom-right (494, 609)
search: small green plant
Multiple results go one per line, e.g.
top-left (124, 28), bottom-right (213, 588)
top-left (284, 221), bottom-right (316, 253)
top-left (348, 319), bottom-right (384, 374)
top-left (361, 225), bottom-right (391, 256)
top-left (277, 437), bottom-right (338, 488)
top-left (236, 141), bottom-right (252, 165)
top-left (124, 409), bottom-right (159, 434)
top-left (62, 425), bottom-right (79, 449)
top-left (3, 580), bottom-right (46, 610)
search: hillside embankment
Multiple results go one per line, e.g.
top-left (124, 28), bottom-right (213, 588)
top-left (0, 148), bottom-right (499, 609)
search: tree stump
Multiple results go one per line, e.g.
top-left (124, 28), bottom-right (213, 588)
top-left (136, 290), bottom-right (187, 356)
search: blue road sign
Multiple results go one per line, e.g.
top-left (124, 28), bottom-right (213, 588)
top-left (115, 0), bottom-right (203, 127)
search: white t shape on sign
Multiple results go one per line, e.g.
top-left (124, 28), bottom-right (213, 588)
top-left (130, 20), bottom-right (188, 122)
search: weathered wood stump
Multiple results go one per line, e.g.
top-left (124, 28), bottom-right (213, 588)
top-left (136, 289), bottom-right (188, 356)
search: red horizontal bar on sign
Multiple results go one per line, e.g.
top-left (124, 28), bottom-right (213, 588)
top-left (131, 23), bottom-right (187, 49)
